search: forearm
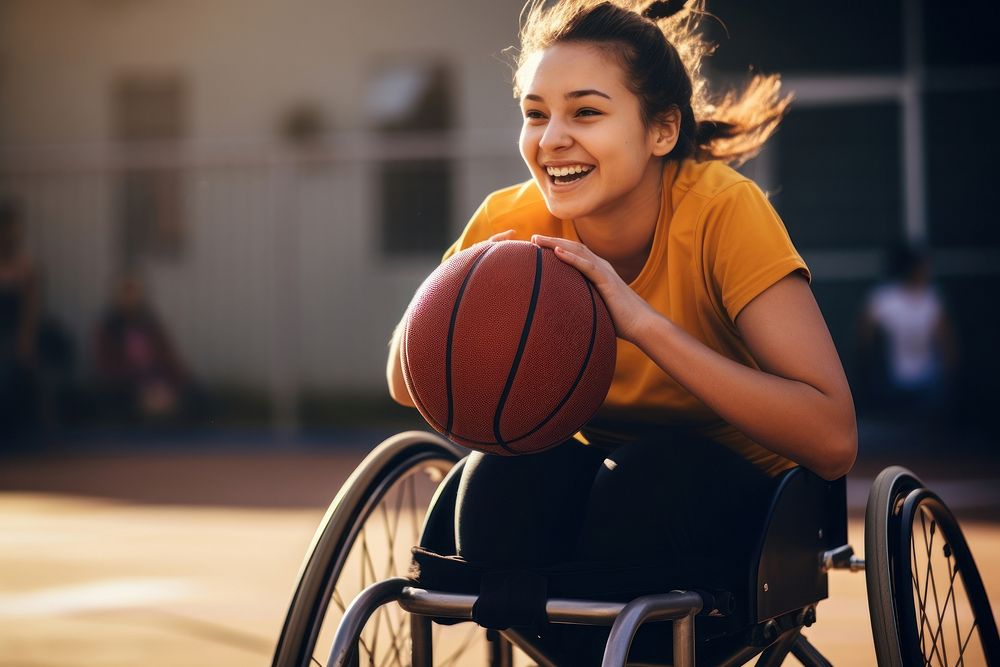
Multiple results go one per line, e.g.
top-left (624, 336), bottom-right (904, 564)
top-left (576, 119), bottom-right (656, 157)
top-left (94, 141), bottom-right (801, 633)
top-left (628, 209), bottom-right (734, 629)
top-left (631, 311), bottom-right (857, 479)
top-left (386, 318), bottom-right (416, 408)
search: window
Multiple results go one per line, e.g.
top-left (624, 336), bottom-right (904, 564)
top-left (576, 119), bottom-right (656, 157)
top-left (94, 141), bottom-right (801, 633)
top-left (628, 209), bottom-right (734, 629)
top-left (924, 90), bottom-right (1000, 246)
top-left (771, 103), bottom-right (903, 249)
top-left (113, 73), bottom-right (187, 264)
top-left (704, 1), bottom-right (903, 75)
top-left (922, 0), bottom-right (1000, 68)
top-left (368, 61), bottom-right (454, 257)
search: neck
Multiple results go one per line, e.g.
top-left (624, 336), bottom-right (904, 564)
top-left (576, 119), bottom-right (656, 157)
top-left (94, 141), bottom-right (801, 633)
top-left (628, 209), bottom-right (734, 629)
top-left (574, 159), bottom-right (664, 284)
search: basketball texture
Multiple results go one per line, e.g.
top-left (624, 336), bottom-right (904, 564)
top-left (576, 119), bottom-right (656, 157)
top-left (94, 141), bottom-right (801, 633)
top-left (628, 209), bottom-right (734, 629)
top-left (402, 240), bottom-right (616, 455)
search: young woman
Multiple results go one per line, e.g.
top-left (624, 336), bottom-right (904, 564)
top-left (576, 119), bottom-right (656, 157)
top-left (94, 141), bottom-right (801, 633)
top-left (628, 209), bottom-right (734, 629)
top-left (387, 0), bottom-right (856, 601)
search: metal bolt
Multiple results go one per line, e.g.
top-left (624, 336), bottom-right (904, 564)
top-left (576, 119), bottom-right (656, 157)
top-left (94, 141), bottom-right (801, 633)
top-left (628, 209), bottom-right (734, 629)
top-left (763, 582), bottom-right (769, 592)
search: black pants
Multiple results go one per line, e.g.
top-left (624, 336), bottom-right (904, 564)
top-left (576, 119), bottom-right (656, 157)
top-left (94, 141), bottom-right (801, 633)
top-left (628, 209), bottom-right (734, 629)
top-left (454, 432), bottom-right (778, 663)
top-left (456, 431), bottom-right (775, 567)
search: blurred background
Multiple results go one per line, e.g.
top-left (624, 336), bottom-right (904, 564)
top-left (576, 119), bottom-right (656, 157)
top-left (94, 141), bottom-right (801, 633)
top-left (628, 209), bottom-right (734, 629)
top-left (1, 0), bottom-right (998, 664)
top-left (1, 0), bottom-right (997, 448)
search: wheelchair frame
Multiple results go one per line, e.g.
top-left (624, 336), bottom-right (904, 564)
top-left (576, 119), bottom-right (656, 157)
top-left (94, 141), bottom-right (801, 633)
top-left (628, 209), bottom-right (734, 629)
top-left (272, 431), bottom-right (999, 667)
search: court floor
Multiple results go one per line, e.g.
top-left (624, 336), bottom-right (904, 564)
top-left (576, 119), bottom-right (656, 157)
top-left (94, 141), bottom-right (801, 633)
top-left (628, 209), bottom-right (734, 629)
top-left (1, 449), bottom-right (998, 666)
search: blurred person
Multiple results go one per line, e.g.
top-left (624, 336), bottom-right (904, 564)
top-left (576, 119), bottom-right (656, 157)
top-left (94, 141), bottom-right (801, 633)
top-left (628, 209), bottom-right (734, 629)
top-left (859, 244), bottom-right (958, 420)
top-left (0, 196), bottom-right (42, 443)
top-left (94, 274), bottom-right (199, 425)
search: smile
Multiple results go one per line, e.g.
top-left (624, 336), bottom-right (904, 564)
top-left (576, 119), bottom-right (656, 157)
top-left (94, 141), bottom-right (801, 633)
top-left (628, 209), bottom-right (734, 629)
top-left (545, 164), bottom-right (595, 184)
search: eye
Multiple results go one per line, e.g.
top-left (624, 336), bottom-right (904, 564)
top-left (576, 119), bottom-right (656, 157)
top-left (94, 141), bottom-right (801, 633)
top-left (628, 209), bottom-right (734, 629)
top-left (523, 109), bottom-right (547, 120)
top-left (576, 108), bottom-right (603, 117)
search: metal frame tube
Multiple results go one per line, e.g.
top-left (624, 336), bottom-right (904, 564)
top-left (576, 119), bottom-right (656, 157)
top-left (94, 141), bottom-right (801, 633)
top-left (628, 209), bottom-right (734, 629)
top-left (398, 586), bottom-right (681, 626)
top-left (410, 614), bottom-right (433, 667)
top-left (672, 612), bottom-right (696, 667)
top-left (330, 581), bottom-right (705, 667)
top-left (327, 578), bottom-right (408, 667)
top-left (790, 635), bottom-right (834, 667)
top-left (600, 591), bottom-right (704, 667)
top-left (500, 628), bottom-right (561, 667)
top-left (755, 627), bottom-right (802, 667)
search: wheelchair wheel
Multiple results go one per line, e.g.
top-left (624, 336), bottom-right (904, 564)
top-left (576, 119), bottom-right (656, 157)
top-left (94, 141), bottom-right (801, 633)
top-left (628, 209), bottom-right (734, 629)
top-left (865, 466), bottom-right (1000, 666)
top-left (272, 431), bottom-right (503, 667)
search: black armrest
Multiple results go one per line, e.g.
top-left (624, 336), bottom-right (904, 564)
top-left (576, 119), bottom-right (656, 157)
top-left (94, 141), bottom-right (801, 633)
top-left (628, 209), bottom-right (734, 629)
top-left (748, 468), bottom-right (848, 622)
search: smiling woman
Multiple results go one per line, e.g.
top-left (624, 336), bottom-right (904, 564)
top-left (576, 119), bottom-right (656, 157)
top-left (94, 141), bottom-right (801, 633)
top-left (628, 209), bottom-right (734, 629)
top-left (516, 43), bottom-right (674, 265)
top-left (385, 2), bottom-right (856, 660)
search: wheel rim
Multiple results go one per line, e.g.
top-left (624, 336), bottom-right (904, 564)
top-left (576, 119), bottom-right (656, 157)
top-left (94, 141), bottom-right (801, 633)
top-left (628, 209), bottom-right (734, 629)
top-left (302, 452), bottom-right (504, 667)
top-left (322, 457), bottom-right (447, 666)
top-left (896, 488), bottom-right (999, 667)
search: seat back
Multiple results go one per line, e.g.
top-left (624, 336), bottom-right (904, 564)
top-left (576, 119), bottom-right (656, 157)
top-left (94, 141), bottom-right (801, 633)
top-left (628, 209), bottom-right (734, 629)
top-left (748, 467), bottom-right (847, 623)
top-left (417, 456), bottom-right (467, 553)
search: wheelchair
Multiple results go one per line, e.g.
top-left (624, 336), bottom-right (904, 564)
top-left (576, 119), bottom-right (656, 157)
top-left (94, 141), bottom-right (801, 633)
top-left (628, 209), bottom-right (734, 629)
top-left (272, 431), bottom-right (1000, 666)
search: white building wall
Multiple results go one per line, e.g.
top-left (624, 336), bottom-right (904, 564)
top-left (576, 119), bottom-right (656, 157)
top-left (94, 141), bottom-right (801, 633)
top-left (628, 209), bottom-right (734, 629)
top-left (0, 0), bottom-right (533, 395)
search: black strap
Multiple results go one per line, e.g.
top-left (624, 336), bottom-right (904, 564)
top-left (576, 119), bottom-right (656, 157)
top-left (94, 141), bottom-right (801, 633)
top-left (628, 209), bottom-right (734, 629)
top-left (472, 570), bottom-right (548, 631)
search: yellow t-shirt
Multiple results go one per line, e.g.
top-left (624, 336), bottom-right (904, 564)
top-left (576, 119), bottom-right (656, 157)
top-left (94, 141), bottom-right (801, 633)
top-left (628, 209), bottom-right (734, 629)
top-left (442, 159), bottom-right (809, 475)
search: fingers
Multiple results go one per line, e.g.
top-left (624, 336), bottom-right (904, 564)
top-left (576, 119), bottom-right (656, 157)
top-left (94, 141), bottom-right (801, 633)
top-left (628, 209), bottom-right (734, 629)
top-left (553, 245), bottom-right (595, 273)
top-left (488, 229), bottom-right (517, 242)
top-left (530, 234), bottom-right (587, 255)
top-left (530, 234), bottom-right (599, 276)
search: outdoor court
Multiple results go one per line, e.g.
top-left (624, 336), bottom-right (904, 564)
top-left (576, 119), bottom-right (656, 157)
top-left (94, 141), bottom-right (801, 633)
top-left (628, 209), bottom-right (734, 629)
top-left (1, 444), bottom-right (998, 666)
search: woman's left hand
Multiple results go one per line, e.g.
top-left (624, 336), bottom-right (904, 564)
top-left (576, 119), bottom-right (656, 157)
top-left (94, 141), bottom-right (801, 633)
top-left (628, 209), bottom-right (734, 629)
top-left (531, 234), bottom-right (656, 343)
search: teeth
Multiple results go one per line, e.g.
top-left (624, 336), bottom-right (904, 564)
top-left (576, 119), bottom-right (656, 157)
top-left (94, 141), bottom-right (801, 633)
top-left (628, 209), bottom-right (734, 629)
top-left (545, 165), bottom-right (593, 177)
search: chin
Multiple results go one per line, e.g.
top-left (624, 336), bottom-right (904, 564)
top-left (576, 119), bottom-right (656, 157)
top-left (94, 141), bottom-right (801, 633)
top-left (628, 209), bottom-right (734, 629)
top-left (534, 182), bottom-right (587, 220)
top-left (539, 195), bottom-right (583, 221)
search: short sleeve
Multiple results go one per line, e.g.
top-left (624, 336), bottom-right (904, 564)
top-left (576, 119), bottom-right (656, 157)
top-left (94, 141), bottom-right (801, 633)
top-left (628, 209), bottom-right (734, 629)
top-left (441, 198), bottom-right (497, 262)
top-left (701, 181), bottom-right (810, 323)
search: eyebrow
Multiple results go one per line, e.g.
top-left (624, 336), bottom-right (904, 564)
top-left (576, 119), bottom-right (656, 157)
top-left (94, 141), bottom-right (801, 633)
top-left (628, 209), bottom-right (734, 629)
top-left (523, 89), bottom-right (612, 102)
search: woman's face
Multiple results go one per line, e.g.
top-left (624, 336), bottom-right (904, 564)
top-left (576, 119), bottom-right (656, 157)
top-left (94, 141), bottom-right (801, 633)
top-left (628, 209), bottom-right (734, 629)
top-left (517, 42), bottom-right (676, 222)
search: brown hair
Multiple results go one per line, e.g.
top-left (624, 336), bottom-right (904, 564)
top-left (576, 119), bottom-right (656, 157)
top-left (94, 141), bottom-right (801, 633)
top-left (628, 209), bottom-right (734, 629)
top-left (512, 0), bottom-right (791, 166)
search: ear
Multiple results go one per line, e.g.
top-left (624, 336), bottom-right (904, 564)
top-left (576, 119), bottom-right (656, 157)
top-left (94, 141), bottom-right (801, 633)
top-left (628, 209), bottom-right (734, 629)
top-left (649, 106), bottom-right (681, 157)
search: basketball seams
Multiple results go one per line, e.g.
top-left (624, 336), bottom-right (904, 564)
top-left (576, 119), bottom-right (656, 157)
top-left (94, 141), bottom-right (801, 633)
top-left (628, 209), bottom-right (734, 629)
top-left (491, 245), bottom-right (543, 452)
top-left (404, 242), bottom-right (490, 442)
top-left (500, 276), bottom-right (602, 451)
top-left (444, 247), bottom-right (492, 436)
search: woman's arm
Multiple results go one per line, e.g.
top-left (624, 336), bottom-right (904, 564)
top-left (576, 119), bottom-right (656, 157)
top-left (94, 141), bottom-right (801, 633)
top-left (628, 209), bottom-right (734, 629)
top-left (387, 317), bottom-right (416, 407)
top-left (535, 236), bottom-right (857, 480)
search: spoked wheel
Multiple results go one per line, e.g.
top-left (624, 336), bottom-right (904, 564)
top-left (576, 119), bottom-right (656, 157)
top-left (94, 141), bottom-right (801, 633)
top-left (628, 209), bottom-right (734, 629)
top-left (272, 431), bottom-right (510, 667)
top-left (865, 466), bottom-right (1000, 666)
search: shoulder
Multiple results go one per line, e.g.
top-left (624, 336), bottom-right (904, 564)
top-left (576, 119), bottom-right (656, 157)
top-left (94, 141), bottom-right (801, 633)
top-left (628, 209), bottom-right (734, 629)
top-left (670, 160), bottom-right (782, 239)
top-left (672, 159), bottom-right (759, 204)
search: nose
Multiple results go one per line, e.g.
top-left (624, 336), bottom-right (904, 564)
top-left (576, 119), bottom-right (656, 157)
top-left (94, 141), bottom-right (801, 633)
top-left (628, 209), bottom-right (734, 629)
top-left (538, 117), bottom-right (572, 153)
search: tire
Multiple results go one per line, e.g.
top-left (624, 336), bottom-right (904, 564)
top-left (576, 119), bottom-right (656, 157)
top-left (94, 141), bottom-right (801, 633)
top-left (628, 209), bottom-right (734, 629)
top-left (272, 430), bottom-right (498, 667)
top-left (866, 466), bottom-right (924, 667)
top-left (894, 488), bottom-right (1000, 666)
top-left (865, 466), bottom-right (1000, 666)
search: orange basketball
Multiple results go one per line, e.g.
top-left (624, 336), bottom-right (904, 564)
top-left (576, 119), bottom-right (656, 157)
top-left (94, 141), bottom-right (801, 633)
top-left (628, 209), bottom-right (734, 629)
top-left (402, 240), bottom-right (616, 455)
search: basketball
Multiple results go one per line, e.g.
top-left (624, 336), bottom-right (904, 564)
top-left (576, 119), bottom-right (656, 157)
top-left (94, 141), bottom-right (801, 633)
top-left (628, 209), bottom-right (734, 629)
top-left (402, 239), bottom-right (616, 455)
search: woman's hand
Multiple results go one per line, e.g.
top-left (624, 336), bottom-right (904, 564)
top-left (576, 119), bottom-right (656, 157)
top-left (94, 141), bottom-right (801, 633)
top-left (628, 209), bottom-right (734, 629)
top-left (531, 234), bottom-right (656, 343)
